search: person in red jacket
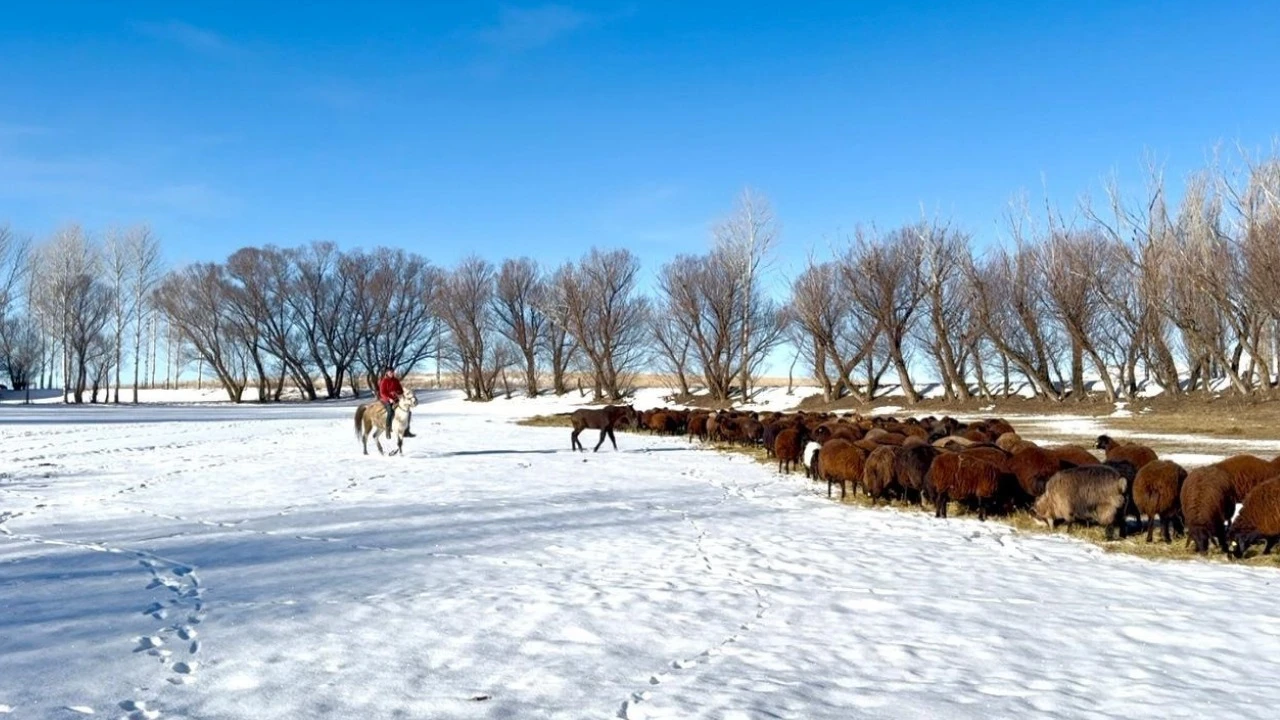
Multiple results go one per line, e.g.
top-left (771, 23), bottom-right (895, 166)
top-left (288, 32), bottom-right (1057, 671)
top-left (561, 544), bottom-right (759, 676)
top-left (378, 367), bottom-right (415, 439)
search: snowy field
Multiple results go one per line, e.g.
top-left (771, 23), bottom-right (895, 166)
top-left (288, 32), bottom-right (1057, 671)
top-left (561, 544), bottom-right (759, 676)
top-left (3, 392), bottom-right (1280, 719)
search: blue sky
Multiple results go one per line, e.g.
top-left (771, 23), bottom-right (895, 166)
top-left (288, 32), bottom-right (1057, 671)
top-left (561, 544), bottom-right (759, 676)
top-left (2, 1), bottom-right (1278, 290)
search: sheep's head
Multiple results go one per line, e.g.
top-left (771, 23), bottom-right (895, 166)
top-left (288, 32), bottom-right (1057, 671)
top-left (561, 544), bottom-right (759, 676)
top-left (1095, 435), bottom-right (1114, 450)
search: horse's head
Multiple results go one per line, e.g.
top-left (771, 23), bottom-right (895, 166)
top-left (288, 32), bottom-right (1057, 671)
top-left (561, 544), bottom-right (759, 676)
top-left (621, 404), bottom-right (638, 426)
top-left (398, 391), bottom-right (419, 410)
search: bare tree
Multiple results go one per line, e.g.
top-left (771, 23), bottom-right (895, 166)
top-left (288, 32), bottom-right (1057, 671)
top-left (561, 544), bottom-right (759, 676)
top-left (435, 256), bottom-right (512, 401)
top-left (843, 226), bottom-right (927, 403)
top-left (35, 225), bottom-right (109, 403)
top-left (788, 259), bottom-right (876, 402)
top-left (102, 228), bottom-right (133, 403)
top-left (347, 248), bottom-right (443, 387)
top-left (493, 257), bottom-right (547, 397)
top-left (541, 263), bottom-right (579, 395)
top-left (916, 221), bottom-right (974, 401)
top-left (657, 249), bottom-right (785, 403)
top-left (155, 263), bottom-right (248, 402)
top-left (1039, 228), bottom-right (1118, 401)
top-left (126, 225), bottom-right (163, 402)
top-left (287, 242), bottom-right (360, 398)
top-left (967, 240), bottom-right (1062, 401)
top-left (545, 248), bottom-right (649, 401)
top-left (649, 309), bottom-right (694, 397)
top-left (713, 188), bottom-right (779, 401)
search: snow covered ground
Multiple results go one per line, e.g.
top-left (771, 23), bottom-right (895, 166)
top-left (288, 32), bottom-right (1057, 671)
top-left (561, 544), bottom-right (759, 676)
top-left (3, 392), bottom-right (1280, 719)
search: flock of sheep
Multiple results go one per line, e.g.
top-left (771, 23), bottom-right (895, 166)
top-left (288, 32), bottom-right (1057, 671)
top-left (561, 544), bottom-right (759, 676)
top-left (634, 408), bottom-right (1280, 559)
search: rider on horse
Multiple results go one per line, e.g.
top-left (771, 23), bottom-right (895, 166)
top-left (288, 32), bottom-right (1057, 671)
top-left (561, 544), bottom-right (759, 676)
top-left (378, 367), bottom-right (416, 439)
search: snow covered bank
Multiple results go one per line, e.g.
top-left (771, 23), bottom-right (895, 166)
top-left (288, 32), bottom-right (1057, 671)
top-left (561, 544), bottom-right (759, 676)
top-left (3, 401), bottom-right (1280, 718)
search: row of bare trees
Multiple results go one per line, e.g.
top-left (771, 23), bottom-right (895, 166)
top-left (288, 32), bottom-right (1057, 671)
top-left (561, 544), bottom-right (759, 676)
top-left (8, 149), bottom-right (1280, 406)
top-left (0, 223), bottom-right (164, 403)
top-left (791, 153), bottom-right (1280, 403)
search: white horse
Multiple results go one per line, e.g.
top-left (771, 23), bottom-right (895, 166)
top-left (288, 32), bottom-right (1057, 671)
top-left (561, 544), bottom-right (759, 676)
top-left (354, 392), bottom-right (418, 456)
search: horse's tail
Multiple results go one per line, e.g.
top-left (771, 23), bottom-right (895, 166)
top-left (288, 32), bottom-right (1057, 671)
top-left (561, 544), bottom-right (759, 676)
top-left (354, 404), bottom-right (366, 441)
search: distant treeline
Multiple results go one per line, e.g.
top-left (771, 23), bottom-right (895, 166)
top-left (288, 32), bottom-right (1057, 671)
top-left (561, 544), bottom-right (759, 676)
top-left (2, 152), bottom-right (1279, 405)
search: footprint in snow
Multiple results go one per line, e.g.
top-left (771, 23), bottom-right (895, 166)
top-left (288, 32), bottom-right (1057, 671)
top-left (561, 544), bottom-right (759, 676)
top-left (133, 636), bottom-right (164, 652)
top-left (64, 707), bottom-right (95, 715)
top-left (173, 661), bottom-right (198, 675)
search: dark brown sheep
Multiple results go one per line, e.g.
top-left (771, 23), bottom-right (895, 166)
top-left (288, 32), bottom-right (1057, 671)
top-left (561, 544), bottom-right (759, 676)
top-left (1180, 466), bottom-right (1237, 554)
top-left (862, 445), bottom-right (902, 503)
top-left (688, 413), bottom-right (710, 442)
top-left (1213, 455), bottom-right (1276, 501)
top-left (895, 444), bottom-right (941, 504)
top-left (1007, 445), bottom-right (1065, 500)
top-left (1046, 445), bottom-right (1098, 467)
top-left (1132, 460), bottom-right (1188, 543)
top-left (927, 453), bottom-right (1001, 520)
top-left (1095, 435), bottom-right (1158, 470)
top-left (1227, 478), bottom-right (1280, 558)
top-left (774, 426), bottom-right (808, 475)
top-left (1034, 466), bottom-right (1128, 539)
top-left (817, 438), bottom-right (867, 500)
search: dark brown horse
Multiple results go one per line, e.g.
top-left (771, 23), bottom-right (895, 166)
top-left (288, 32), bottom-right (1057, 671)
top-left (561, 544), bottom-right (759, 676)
top-left (570, 404), bottom-right (638, 452)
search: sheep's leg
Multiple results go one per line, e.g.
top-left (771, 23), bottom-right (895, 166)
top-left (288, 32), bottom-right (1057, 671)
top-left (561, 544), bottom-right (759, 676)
top-left (1144, 515), bottom-right (1154, 543)
top-left (1264, 538), bottom-right (1278, 555)
top-left (1161, 517), bottom-right (1172, 544)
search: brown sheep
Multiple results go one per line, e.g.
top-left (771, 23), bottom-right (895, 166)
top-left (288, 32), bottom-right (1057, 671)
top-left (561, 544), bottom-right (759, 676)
top-left (1227, 478), bottom-right (1280, 558)
top-left (961, 445), bottom-right (1010, 473)
top-left (1180, 466), bottom-right (1237, 554)
top-left (1095, 435), bottom-right (1158, 470)
top-left (1046, 445), bottom-right (1098, 467)
top-left (927, 453), bottom-right (1001, 520)
top-left (984, 418), bottom-right (1016, 437)
top-left (864, 428), bottom-right (907, 446)
top-left (688, 413), bottom-right (710, 442)
top-left (1213, 454), bottom-right (1276, 501)
top-left (817, 438), bottom-right (868, 500)
top-left (1034, 466), bottom-right (1128, 539)
top-left (1132, 460), bottom-right (1188, 543)
top-left (863, 445), bottom-right (902, 503)
top-left (895, 444), bottom-right (941, 505)
top-left (995, 432), bottom-right (1024, 454)
top-left (1007, 445), bottom-right (1065, 500)
top-left (902, 435), bottom-right (929, 450)
top-left (774, 426), bottom-right (808, 475)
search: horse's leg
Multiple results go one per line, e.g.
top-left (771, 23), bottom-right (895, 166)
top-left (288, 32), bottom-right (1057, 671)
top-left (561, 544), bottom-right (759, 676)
top-left (594, 427), bottom-right (607, 452)
top-left (608, 427), bottom-right (618, 450)
top-left (361, 425), bottom-right (369, 455)
top-left (571, 425), bottom-right (583, 451)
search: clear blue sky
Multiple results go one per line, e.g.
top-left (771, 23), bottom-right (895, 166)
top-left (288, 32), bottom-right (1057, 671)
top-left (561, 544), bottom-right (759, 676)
top-left (2, 1), bottom-right (1278, 286)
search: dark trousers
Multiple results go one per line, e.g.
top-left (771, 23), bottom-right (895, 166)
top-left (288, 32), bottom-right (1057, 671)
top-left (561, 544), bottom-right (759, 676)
top-left (383, 401), bottom-right (395, 436)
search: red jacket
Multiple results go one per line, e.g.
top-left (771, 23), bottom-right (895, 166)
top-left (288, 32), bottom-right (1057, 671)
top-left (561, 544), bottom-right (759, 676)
top-left (378, 376), bottom-right (404, 403)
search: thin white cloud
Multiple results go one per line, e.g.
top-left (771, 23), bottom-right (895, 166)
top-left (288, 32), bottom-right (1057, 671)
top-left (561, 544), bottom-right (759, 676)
top-left (133, 20), bottom-right (245, 58)
top-left (477, 5), bottom-right (590, 54)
